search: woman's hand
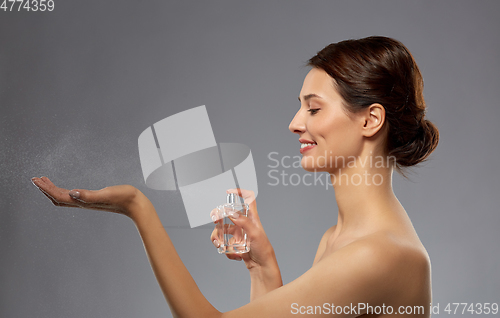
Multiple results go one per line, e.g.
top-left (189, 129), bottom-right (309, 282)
top-left (32, 176), bottom-right (223, 317)
top-left (209, 189), bottom-right (271, 268)
top-left (210, 188), bottom-right (283, 300)
top-left (31, 176), bottom-right (142, 219)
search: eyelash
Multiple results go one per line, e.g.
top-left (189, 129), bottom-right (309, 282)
top-left (308, 109), bottom-right (319, 115)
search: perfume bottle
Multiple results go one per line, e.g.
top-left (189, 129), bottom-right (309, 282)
top-left (216, 193), bottom-right (250, 254)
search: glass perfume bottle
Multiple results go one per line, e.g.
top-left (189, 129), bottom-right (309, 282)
top-left (215, 193), bottom-right (250, 254)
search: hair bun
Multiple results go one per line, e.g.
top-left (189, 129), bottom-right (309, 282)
top-left (390, 119), bottom-right (439, 167)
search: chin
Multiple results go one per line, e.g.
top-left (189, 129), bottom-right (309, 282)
top-left (301, 155), bottom-right (329, 172)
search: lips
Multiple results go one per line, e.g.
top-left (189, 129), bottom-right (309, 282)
top-left (300, 144), bottom-right (316, 154)
top-left (299, 139), bottom-right (317, 154)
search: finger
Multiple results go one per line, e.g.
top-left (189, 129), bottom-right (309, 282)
top-left (32, 178), bottom-right (57, 201)
top-left (210, 208), bottom-right (224, 248)
top-left (226, 188), bottom-right (259, 220)
top-left (212, 239), bottom-right (220, 248)
top-left (67, 188), bottom-right (106, 204)
top-left (32, 177), bottom-right (77, 207)
top-left (210, 222), bottom-right (229, 248)
top-left (210, 208), bottom-right (223, 223)
top-left (38, 187), bottom-right (77, 208)
top-left (227, 212), bottom-right (262, 240)
top-left (65, 188), bottom-right (125, 214)
top-left (240, 252), bottom-right (251, 262)
top-left (37, 176), bottom-right (100, 204)
top-left (226, 188), bottom-right (256, 205)
top-left (69, 185), bottom-right (136, 210)
top-left (32, 177), bottom-right (115, 210)
top-left (39, 176), bottom-right (67, 198)
top-left (210, 227), bottom-right (220, 248)
top-left (211, 225), bottom-right (245, 250)
top-left (217, 223), bottom-right (240, 236)
top-left (210, 224), bottom-right (241, 248)
top-left (225, 253), bottom-right (243, 261)
top-left (32, 176), bottom-right (57, 195)
top-left (210, 223), bottom-right (235, 236)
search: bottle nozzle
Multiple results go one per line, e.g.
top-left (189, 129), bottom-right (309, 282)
top-left (227, 193), bottom-right (237, 204)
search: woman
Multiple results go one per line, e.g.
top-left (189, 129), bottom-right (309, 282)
top-left (32, 36), bottom-right (438, 317)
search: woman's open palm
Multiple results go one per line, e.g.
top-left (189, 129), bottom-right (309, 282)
top-left (31, 176), bottom-right (139, 218)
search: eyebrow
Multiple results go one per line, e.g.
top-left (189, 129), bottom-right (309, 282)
top-left (298, 93), bottom-right (322, 102)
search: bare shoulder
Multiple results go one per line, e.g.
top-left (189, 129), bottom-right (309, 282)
top-left (224, 229), bottom-right (431, 317)
top-left (345, 231), bottom-right (430, 275)
top-left (361, 230), bottom-right (426, 255)
top-left (306, 231), bottom-right (430, 310)
top-left (330, 231), bottom-right (432, 303)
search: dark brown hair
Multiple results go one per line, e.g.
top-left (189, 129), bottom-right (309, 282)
top-left (308, 36), bottom-right (439, 171)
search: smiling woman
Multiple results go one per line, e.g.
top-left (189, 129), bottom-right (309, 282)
top-left (300, 37), bottom-right (439, 172)
top-left (32, 36), bottom-right (438, 317)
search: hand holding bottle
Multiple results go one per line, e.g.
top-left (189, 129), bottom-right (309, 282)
top-left (210, 188), bottom-right (283, 300)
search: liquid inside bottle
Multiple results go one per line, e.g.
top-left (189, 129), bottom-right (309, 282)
top-left (216, 194), bottom-right (250, 254)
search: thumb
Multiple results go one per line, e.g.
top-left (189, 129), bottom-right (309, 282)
top-left (68, 188), bottom-right (102, 203)
top-left (68, 185), bottom-right (137, 213)
top-left (68, 189), bottom-right (82, 200)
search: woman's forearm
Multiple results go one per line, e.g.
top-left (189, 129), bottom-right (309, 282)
top-left (249, 249), bottom-right (283, 301)
top-left (129, 191), bottom-right (221, 318)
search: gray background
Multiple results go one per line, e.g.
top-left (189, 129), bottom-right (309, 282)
top-left (1, 1), bottom-right (499, 317)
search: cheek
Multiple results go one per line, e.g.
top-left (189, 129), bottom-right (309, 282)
top-left (316, 117), bottom-right (363, 160)
top-left (315, 114), bottom-right (352, 145)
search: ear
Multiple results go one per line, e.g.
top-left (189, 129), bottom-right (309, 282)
top-left (361, 103), bottom-right (385, 138)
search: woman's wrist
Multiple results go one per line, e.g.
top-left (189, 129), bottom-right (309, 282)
top-left (249, 259), bottom-right (283, 301)
top-left (249, 262), bottom-right (282, 283)
top-left (248, 248), bottom-right (283, 292)
top-left (125, 188), bottom-right (155, 222)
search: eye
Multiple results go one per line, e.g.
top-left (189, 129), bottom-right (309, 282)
top-left (308, 109), bottom-right (319, 115)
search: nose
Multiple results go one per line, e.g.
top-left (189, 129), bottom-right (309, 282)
top-left (289, 109), bottom-right (306, 134)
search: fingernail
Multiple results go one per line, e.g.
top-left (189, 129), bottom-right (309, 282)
top-left (69, 190), bottom-right (80, 199)
top-left (213, 239), bottom-right (220, 248)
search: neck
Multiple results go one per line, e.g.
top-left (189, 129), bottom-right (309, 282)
top-left (330, 156), bottom-right (403, 234)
